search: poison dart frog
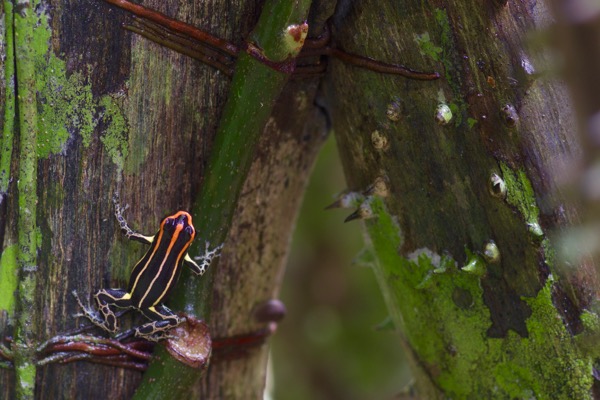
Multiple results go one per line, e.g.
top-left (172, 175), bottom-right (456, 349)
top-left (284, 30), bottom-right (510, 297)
top-left (73, 196), bottom-right (222, 341)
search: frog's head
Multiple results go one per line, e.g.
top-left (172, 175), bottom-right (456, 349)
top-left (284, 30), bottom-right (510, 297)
top-left (162, 211), bottom-right (196, 243)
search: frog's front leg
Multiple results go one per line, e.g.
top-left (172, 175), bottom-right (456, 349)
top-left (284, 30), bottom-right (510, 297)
top-left (73, 289), bottom-right (132, 333)
top-left (112, 194), bottom-right (155, 244)
top-left (185, 241), bottom-right (224, 276)
top-left (136, 304), bottom-right (182, 342)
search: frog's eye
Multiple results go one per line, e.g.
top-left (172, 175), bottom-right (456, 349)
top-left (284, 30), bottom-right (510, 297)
top-left (164, 218), bottom-right (173, 226)
top-left (185, 226), bottom-right (194, 235)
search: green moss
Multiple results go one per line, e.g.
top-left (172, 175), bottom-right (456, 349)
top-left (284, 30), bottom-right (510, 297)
top-left (519, 280), bottom-right (592, 398)
top-left (494, 362), bottom-right (537, 398)
top-left (581, 310), bottom-right (600, 333)
top-left (413, 32), bottom-right (442, 61)
top-left (365, 197), bottom-right (491, 392)
top-left (30, 8), bottom-right (96, 157)
top-left (35, 57), bottom-right (129, 168)
top-left (433, 8), bottom-right (459, 95)
top-left (576, 310), bottom-right (600, 358)
top-left (35, 227), bottom-right (42, 248)
top-left (99, 95), bottom-right (129, 173)
top-left (363, 197), bottom-right (593, 398)
top-left (28, 5), bottom-right (128, 161)
top-left (15, 361), bottom-right (35, 398)
top-left (36, 55), bottom-right (96, 157)
top-left (0, 245), bottom-right (18, 316)
top-left (447, 102), bottom-right (459, 116)
top-left (500, 162), bottom-right (540, 226)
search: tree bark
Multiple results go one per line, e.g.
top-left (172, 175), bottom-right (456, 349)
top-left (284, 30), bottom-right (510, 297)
top-left (0, 0), bottom-right (325, 398)
top-left (326, 0), bottom-right (599, 398)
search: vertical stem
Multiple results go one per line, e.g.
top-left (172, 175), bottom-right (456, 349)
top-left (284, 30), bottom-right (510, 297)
top-left (1, 0), bottom-right (15, 194)
top-left (0, 0), bottom-right (17, 333)
top-left (185, 0), bottom-right (311, 317)
top-left (13, 0), bottom-right (39, 398)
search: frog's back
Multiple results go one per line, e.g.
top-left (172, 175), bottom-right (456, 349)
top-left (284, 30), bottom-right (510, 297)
top-left (127, 215), bottom-right (194, 308)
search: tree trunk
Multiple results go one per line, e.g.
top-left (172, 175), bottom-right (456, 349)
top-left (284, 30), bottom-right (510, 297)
top-left (326, 0), bottom-right (599, 398)
top-left (0, 0), bottom-right (324, 398)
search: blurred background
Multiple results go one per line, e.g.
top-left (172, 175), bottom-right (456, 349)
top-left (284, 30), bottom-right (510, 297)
top-left (269, 137), bottom-right (411, 400)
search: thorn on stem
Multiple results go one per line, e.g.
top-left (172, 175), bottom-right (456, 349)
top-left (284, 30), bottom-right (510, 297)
top-left (344, 202), bottom-right (374, 223)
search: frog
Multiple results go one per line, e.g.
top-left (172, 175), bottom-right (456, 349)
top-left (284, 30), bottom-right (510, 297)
top-left (73, 197), bottom-right (222, 341)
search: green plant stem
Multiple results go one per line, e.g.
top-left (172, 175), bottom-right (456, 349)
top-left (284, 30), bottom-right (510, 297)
top-left (1, 0), bottom-right (15, 195)
top-left (13, 1), bottom-right (40, 399)
top-left (0, 0), bottom-right (17, 332)
top-left (132, 0), bottom-right (311, 398)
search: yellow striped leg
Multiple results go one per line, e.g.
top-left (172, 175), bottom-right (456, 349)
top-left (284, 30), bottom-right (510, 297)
top-left (136, 305), bottom-right (183, 342)
top-left (112, 194), bottom-right (154, 244)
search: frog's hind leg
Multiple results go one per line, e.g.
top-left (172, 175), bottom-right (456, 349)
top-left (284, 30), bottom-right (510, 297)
top-left (94, 289), bottom-right (133, 333)
top-left (135, 304), bottom-right (182, 341)
top-left (73, 289), bottom-right (132, 334)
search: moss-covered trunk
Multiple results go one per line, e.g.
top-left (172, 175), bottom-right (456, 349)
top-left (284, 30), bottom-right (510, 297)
top-left (0, 0), bottom-right (324, 398)
top-left (326, 0), bottom-right (600, 398)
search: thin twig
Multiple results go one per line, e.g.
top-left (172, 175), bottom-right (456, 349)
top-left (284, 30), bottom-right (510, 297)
top-left (134, 17), bottom-right (233, 65)
top-left (293, 63), bottom-right (328, 79)
top-left (329, 48), bottom-right (440, 80)
top-left (212, 325), bottom-right (275, 361)
top-left (37, 334), bottom-right (152, 361)
top-left (37, 352), bottom-right (147, 371)
top-left (124, 22), bottom-right (234, 76)
top-left (104, 0), bottom-right (239, 56)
